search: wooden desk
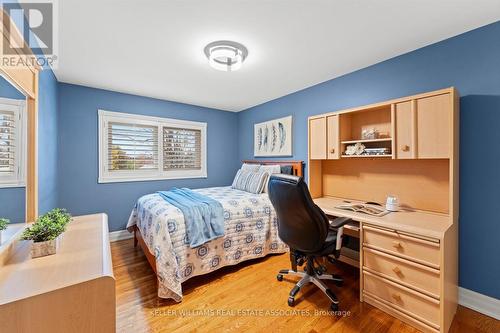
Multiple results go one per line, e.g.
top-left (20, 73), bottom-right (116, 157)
top-left (315, 196), bottom-right (457, 333)
top-left (316, 197), bottom-right (452, 240)
top-left (308, 88), bottom-right (459, 333)
top-left (0, 214), bottom-right (115, 333)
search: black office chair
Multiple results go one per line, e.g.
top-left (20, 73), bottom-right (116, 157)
top-left (268, 174), bottom-right (351, 311)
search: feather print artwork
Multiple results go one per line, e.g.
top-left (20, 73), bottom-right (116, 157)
top-left (254, 116), bottom-right (292, 156)
top-left (271, 124), bottom-right (277, 152)
top-left (263, 126), bottom-right (269, 150)
top-left (278, 122), bottom-right (286, 151)
top-left (257, 127), bottom-right (262, 150)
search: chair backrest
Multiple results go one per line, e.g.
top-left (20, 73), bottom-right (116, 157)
top-left (268, 174), bottom-right (329, 253)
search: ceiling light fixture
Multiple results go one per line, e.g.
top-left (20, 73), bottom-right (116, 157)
top-left (204, 40), bottom-right (248, 72)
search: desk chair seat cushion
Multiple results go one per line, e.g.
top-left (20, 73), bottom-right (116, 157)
top-left (320, 229), bottom-right (341, 256)
top-left (291, 229), bottom-right (340, 258)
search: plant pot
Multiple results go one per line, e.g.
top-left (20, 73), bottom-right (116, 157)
top-left (31, 235), bottom-right (62, 258)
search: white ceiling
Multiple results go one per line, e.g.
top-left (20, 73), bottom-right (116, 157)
top-left (54, 0), bottom-right (500, 112)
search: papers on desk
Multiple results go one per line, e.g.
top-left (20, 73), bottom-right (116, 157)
top-left (336, 203), bottom-right (390, 217)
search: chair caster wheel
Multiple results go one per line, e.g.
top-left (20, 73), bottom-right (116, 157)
top-left (334, 280), bottom-right (343, 287)
top-left (277, 274), bottom-right (283, 281)
top-left (330, 302), bottom-right (339, 311)
top-left (288, 297), bottom-right (295, 307)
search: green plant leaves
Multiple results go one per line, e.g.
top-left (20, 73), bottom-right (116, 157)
top-left (20, 208), bottom-right (72, 243)
top-left (0, 218), bottom-right (9, 231)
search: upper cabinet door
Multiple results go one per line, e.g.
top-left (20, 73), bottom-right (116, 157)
top-left (395, 101), bottom-right (416, 159)
top-left (327, 115), bottom-right (339, 159)
top-left (416, 94), bottom-right (451, 158)
top-left (309, 117), bottom-right (327, 160)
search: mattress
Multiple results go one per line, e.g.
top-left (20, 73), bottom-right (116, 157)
top-left (126, 186), bottom-right (288, 301)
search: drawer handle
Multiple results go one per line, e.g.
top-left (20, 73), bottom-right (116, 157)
top-left (392, 266), bottom-right (403, 276)
top-left (330, 148), bottom-right (335, 154)
top-left (392, 241), bottom-right (403, 249)
top-left (401, 145), bottom-right (410, 152)
top-left (392, 293), bottom-right (402, 302)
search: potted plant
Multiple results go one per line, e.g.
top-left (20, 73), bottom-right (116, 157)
top-left (0, 218), bottom-right (9, 244)
top-left (20, 208), bottom-right (72, 258)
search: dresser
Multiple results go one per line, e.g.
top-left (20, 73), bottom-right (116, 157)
top-left (0, 214), bottom-right (115, 333)
top-left (308, 87), bottom-right (459, 333)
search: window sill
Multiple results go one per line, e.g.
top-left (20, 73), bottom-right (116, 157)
top-left (0, 182), bottom-right (26, 189)
top-left (98, 174), bottom-right (208, 184)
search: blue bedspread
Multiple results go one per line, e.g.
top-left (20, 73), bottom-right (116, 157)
top-left (157, 188), bottom-right (224, 248)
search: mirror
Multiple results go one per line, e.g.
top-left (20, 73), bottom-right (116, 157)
top-left (0, 74), bottom-right (27, 246)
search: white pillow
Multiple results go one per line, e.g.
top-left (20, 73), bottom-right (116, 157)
top-left (259, 165), bottom-right (281, 193)
top-left (232, 169), bottom-right (270, 194)
top-left (241, 163), bottom-right (260, 172)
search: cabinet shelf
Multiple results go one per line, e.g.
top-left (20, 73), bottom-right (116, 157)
top-left (341, 138), bottom-right (392, 144)
top-left (341, 154), bottom-right (393, 158)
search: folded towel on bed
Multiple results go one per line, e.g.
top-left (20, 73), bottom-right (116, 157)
top-left (157, 188), bottom-right (224, 248)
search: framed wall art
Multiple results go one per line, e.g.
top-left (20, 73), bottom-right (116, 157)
top-left (254, 115), bottom-right (292, 157)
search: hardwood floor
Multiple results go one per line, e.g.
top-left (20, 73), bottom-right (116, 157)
top-left (112, 239), bottom-right (499, 333)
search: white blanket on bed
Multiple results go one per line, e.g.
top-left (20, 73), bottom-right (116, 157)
top-left (127, 186), bottom-right (288, 301)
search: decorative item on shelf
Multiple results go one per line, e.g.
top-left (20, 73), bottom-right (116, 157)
top-left (254, 115), bottom-right (293, 157)
top-left (385, 195), bottom-right (400, 212)
top-left (361, 128), bottom-right (379, 140)
top-left (0, 218), bottom-right (9, 244)
top-left (345, 142), bottom-right (366, 156)
top-left (20, 208), bottom-right (72, 258)
top-left (363, 147), bottom-right (391, 156)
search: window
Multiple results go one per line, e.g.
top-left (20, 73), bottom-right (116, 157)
top-left (0, 98), bottom-right (26, 188)
top-left (108, 122), bottom-right (159, 172)
top-left (98, 110), bottom-right (207, 183)
top-left (163, 127), bottom-right (201, 171)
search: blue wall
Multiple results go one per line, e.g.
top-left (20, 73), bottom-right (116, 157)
top-left (238, 21), bottom-right (500, 299)
top-left (57, 83), bottom-right (239, 232)
top-left (0, 76), bottom-right (26, 223)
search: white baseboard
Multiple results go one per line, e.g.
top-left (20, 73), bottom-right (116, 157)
top-left (109, 229), bottom-right (133, 242)
top-left (459, 287), bottom-right (500, 320)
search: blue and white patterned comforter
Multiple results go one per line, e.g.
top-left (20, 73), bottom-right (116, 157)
top-left (126, 186), bottom-right (288, 301)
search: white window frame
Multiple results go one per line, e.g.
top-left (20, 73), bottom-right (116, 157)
top-left (0, 97), bottom-right (26, 188)
top-left (98, 110), bottom-right (207, 183)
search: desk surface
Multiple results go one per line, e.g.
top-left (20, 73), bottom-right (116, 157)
top-left (0, 213), bottom-right (113, 305)
top-left (314, 196), bottom-right (452, 240)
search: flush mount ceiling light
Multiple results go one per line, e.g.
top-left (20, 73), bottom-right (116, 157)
top-left (204, 40), bottom-right (248, 72)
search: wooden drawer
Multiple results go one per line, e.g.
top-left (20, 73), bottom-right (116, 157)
top-left (363, 248), bottom-right (440, 299)
top-left (363, 225), bottom-right (440, 268)
top-left (363, 271), bottom-right (440, 329)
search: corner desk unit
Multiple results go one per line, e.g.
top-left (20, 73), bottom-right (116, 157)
top-left (308, 88), bottom-right (459, 333)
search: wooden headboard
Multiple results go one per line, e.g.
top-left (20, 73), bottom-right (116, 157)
top-left (242, 160), bottom-right (304, 177)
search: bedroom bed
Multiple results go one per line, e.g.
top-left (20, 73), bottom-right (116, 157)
top-left (127, 160), bottom-right (303, 301)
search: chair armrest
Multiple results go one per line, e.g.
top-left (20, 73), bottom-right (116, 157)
top-left (329, 217), bottom-right (352, 229)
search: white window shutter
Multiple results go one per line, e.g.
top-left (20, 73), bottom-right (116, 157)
top-left (107, 122), bottom-right (159, 172)
top-left (163, 127), bottom-right (202, 171)
top-left (0, 110), bottom-right (16, 176)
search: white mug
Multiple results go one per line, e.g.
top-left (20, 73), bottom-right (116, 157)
top-left (386, 195), bottom-right (400, 212)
